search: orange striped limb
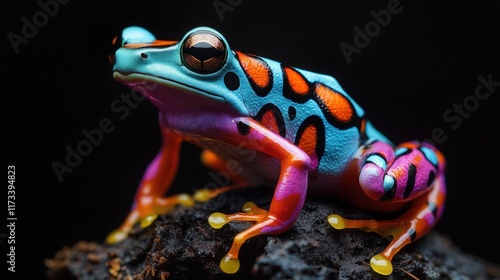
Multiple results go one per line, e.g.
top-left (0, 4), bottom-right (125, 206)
top-left (208, 117), bottom-right (311, 274)
top-left (106, 128), bottom-right (194, 244)
top-left (328, 176), bottom-right (446, 275)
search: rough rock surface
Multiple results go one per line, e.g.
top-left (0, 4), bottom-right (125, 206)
top-left (46, 186), bottom-right (500, 279)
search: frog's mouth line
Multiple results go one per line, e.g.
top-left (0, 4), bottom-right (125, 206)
top-left (113, 72), bottom-right (226, 102)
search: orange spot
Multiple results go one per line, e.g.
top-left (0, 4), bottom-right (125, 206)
top-left (284, 67), bottom-right (309, 95)
top-left (124, 40), bottom-right (178, 49)
top-left (315, 84), bottom-right (353, 123)
top-left (296, 125), bottom-right (319, 170)
top-left (236, 51), bottom-right (271, 89)
top-left (390, 165), bottom-right (405, 179)
top-left (413, 154), bottom-right (422, 164)
top-left (400, 142), bottom-right (418, 149)
top-left (260, 110), bottom-right (280, 135)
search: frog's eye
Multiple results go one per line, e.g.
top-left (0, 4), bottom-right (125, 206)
top-left (181, 30), bottom-right (227, 74)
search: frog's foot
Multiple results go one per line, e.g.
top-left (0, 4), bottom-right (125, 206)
top-left (208, 201), bottom-right (288, 274)
top-left (327, 213), bottom-right (401, 275)
top-left (328, 174), bottom-right (446, 275)
top-left (106, 193), bottom-right (194, 244)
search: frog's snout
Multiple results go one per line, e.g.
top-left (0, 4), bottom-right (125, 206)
top-left (108, 26), bottom-right (156, 65)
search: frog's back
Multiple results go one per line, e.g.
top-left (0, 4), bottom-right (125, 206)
top-left (226, 52), bottom-right (389, 185)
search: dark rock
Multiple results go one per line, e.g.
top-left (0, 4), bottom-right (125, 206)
top-left (46, 186), bottom-right (500, 279)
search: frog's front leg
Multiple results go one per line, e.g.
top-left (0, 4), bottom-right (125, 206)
top-left (208, 117), bottom-right (311, 274)
top-left (328, 140), bottom-right (446, 275)
top-left (106, 125), bottom-right (194, 244)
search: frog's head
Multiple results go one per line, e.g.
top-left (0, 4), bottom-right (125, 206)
top-left (112, 26), bottom-right (250, 116)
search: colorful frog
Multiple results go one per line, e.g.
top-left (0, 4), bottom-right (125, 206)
top-left (108, 26), bottom-right (446, 275)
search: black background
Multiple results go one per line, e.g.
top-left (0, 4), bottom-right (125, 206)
top-left (2, 0), bottom-right (500, 278)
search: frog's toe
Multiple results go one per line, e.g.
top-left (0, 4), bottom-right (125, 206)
top-left (106, 210), bottom-right (140, 244)
top-left (208, 212), bottom-right (230, 229)
top-left (208, 201), bottom-right (268, 230)
top-left (220, 254), bottom-right (240, 274)
top-left (194, 188), bottom-right (218, 202)
top-left (370, 254), bottom-right (393, 275)
top-left (194, 185), bottom-right (250, 203)
top-left (154, 193), bottom-right (195, 212)
top-left (106, 229), bottom-right (129, 244)
top-left (242, 201), bottom-right (268, 214)
top-left (327, 214), bottom-right (346, 230)
top-left (178, 193), bottom-right (195, 207)
top-left (139, 213), bottom-right (158, 228)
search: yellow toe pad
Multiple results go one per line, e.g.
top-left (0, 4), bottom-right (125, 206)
top-left (140, 214), bottom-right (158, 228)
top-left (327, 214), bottom-right (346, 230)
top-left (220, 255), bottom-right (240, 274)
top-left (370, 254), bottom-right (393, 275)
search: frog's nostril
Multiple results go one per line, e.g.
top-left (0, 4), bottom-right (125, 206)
top-left (108, 26), bottom-right (156, 65)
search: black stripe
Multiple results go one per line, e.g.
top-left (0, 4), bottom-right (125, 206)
top-left (237, 121), bottom-right (251, 136)
top-left (288, 106), bottom-right (297, 120)
top-left (404, 164), bottom-right (417, 199)
top-left (427, 171), bottom-right (436, 188)
top-left (408, 227), bottom-right (417, 241)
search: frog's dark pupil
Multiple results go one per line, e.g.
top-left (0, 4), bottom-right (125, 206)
top-left (185, 42), bottom-right (224, 61)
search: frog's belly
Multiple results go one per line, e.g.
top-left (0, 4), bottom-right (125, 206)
top-left (188, 137), bottom-right (348, 191)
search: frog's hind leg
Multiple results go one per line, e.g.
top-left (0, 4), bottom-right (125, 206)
top-left (328, 141), bottom-right (446, 275)
top-left (329, 176), bottom-right (445, 275)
